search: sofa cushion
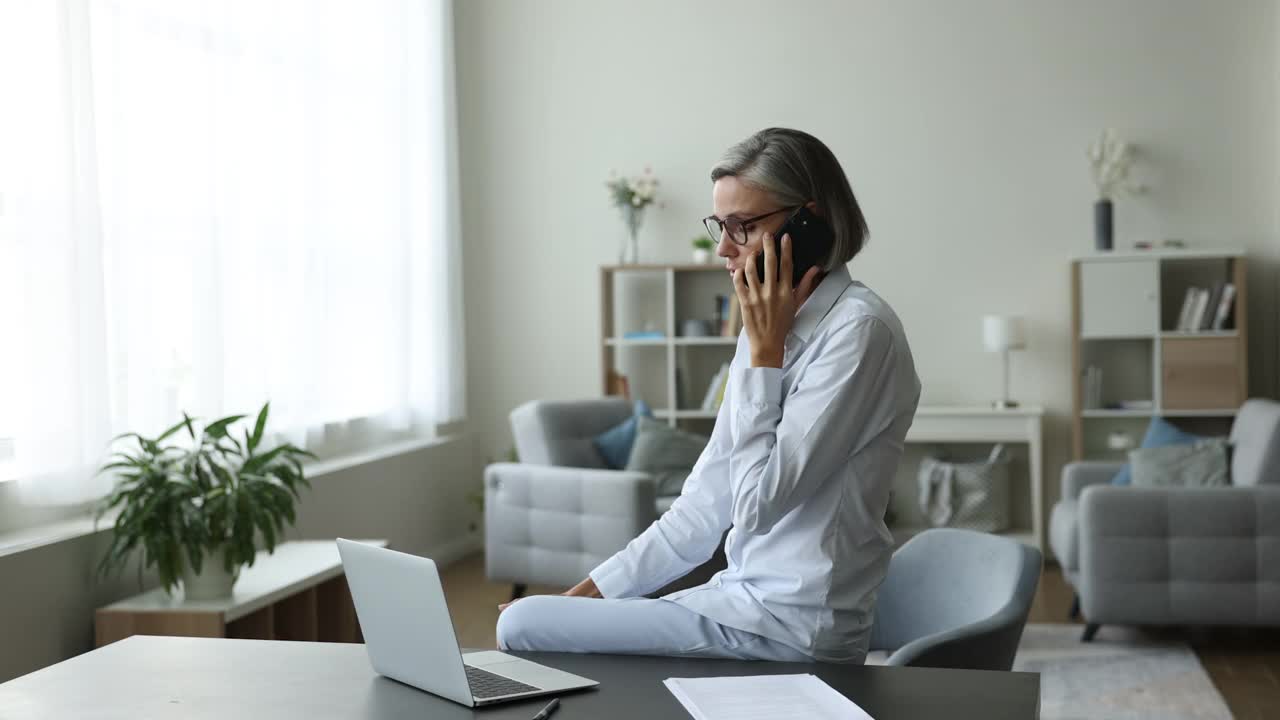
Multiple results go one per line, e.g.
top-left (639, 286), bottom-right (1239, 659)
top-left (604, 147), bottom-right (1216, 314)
top-left (1111, 417), bottom-right (1206, 486)
top-left (625, 416), bottom-right (707, 497)
top-left (591, 400), bottom-right (652, 469)
top-left (1129, 438), bottom-right (1229, 488)
top-left (1049, 500), bottom-right (1079, 572)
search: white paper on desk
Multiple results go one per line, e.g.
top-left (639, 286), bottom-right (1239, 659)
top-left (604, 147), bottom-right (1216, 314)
top-left (663, 674), bottom-right (874, 720)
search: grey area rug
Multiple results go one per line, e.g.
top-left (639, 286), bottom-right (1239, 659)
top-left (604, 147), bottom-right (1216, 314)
top-left (1012, 624), bottom-right (1232, 720)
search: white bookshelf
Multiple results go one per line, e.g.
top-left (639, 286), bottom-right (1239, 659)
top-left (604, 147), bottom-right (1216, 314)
top-left (600, 264), bottom-right (739, 428)
top-left (1071, 249), bottom-right (1248, 461)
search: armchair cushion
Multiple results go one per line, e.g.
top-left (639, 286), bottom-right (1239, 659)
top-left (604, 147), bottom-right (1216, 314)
top-left (1129, 438), bottom-right (1229, 488)
top-left (1111, 417), bottom-right (1207, 486)
top-left (625, 416), bottom-right (707, 497)
top-left (591, 400), bottom-right (652, 469)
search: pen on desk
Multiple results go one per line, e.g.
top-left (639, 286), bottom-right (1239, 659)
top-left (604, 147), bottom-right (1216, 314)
top-left (531, 697), bottom-right (560, 720)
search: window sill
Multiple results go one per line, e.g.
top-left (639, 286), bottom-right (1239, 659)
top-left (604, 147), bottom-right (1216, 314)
top-left (0, 432), bottom-right (462, 561)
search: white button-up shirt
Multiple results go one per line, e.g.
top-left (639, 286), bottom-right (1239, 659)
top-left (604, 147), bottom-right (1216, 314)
top-left (590, 265), bottom-right (921, 663)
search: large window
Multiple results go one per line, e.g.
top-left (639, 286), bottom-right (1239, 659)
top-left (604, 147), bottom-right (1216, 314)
top-left (0, 0), bottom-right (465, 502)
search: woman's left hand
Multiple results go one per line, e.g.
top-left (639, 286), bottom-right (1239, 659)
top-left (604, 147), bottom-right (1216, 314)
top-left (733, 233), bottom-right (822, 368)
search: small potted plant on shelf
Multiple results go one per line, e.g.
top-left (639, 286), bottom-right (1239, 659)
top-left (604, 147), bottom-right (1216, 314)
top-left (96, 402), bottom-right (313, 600)
top-left (691, 236), bottom-right (715, 264)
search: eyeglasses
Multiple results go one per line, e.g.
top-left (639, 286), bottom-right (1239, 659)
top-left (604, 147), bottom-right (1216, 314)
top-left (702, 206), bottom-right (799, 246)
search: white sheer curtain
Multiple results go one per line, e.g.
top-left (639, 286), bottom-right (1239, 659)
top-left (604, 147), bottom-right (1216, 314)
top-left (0, 0), bottom-right (465, 505)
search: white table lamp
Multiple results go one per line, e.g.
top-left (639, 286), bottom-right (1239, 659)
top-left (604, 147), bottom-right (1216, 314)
top-left (983, 314), bottom-right (1026, 409)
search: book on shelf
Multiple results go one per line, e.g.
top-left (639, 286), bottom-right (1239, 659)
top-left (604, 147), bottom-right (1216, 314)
top-left (1177, 287), bottom-right (1208, 332)
top-left (621, 330), bottom-right (665, 340)
top-left (1082, 365), bottom-right (1102, 410)
top-left (1175, 288), bottom-right (1197, 332)
top-left (1212, 283), bottom-right (1235, 330)
top-left (701, 362), bottom-right (730, 411)
top-left (1193, 288), bottom-right (1211, 331)
top-left (1174, 283), bottom-right (1235, 332)
top-left (1205, 285), bottom-right (1223, 330)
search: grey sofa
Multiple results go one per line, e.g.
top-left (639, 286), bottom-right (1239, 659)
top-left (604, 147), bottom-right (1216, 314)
top-left (1049, 398), bottom-right (1280, 640)
top-left (485, 399), bottom-right (690, 597)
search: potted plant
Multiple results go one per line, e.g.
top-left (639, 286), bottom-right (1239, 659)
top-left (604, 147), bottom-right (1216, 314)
top-left (96, 402), bottom-right (313, 600)
top-left (691, 236), bottom-right (715, 264)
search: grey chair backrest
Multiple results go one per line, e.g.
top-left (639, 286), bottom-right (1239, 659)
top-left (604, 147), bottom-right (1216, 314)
top-left (869, 528), bottom-right (1042, 671)
top-left (1229, 398), bottom-right (1280, 486)
top-left (510, 398), bottom-right (634, 469)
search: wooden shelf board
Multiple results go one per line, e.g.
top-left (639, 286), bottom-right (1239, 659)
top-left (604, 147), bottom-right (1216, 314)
top-left (1159, 330), bottom-right (1239, 339)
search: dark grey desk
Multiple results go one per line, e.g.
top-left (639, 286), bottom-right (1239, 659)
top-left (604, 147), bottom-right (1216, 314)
top-left (0, 636), bottom-right (1039, 719)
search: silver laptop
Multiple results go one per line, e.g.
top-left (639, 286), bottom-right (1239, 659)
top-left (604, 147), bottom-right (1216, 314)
top-left (336, 538), bottom-right (598, 707)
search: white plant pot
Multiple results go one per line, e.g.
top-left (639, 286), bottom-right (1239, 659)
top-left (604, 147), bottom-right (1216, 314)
top-left (692, 248), bottom-right (712, 264)
top-left (181, 552), bottom-right (240, 601)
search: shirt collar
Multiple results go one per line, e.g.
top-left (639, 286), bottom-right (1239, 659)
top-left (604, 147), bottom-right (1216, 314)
top-left (791, 264), bottom-right (854, 344)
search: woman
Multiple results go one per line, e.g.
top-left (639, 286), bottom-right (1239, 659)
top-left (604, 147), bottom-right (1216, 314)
top-left (497, 128), bottom-right (920, 664)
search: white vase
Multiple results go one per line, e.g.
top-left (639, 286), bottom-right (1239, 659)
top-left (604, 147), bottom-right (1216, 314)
top-left (692, 248), bottom-right (712, 264)
top-left (181, 551), bottom-right (240, 601)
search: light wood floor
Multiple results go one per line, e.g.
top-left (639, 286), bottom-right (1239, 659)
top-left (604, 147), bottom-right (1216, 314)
top-left (440, 553), bottom-right (1280, 719)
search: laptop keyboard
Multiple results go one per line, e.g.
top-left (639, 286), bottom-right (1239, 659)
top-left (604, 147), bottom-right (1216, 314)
top-left (465, 664), bottom-right (540, 699)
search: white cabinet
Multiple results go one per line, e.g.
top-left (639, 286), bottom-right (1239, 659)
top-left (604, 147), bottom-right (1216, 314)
top-left (1079, 260), bottom-right (1158, 338)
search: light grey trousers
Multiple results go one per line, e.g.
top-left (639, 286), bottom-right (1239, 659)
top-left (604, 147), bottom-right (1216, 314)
top-left (495, 595), bottom-right (812, 662)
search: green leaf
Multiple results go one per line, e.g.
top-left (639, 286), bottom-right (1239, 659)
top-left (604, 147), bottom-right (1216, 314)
top-left (156, 417), bottom-right (190, 443)
top-left (250, 402), bottom-right (270, 452)
top-left (203, 414), bottom-right (246, 440)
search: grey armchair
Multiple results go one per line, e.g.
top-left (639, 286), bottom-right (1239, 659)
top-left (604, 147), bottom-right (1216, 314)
top-left (1049, 398), bottom-right (1280, 641)
top-left (868, 528), bottom-right (1042, 671)
top-left (485, 399), bottom-right (661, 598)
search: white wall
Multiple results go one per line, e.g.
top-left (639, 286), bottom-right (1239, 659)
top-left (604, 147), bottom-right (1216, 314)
top-left (0, 436), bottom-right (479, 683)
top-left (456, 0), bottom-right (1280, 505)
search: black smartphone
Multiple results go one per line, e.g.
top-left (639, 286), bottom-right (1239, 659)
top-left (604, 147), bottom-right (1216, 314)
top-left (754, 206), bottom-right (833, 286)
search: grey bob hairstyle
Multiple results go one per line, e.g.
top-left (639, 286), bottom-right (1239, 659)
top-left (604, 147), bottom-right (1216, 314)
top-left (710, 127), bottom-right (868, 270)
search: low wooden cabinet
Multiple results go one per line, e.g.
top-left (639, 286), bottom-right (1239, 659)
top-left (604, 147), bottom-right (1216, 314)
top-left (95, 540), bottom-right (386, 647)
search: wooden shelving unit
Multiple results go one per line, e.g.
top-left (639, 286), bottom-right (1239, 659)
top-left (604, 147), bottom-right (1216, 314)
top-left (1070, 250), bottom-right (1247, 461)
top-left (600, 264), bottom-right (736, 429)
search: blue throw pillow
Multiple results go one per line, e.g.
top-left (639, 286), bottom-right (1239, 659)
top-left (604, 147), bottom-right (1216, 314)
top-left (1111, 417), bottom-right (1204, 486)
top-left (591, 400), bottom-right (652, 469)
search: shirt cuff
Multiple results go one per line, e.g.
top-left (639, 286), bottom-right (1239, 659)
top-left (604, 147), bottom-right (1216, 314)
top-left (588, 554), bottom-right (634, 599)
top-left (733, 365), bottom-right (784, 409)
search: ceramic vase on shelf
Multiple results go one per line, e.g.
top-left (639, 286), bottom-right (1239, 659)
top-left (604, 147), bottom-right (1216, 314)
top-left (1094, 198), bottom-right (1113, 251)
top-left (619, 204), bottom-right (644, 264)
top-left (692, 248), bottom-right (712, 264)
